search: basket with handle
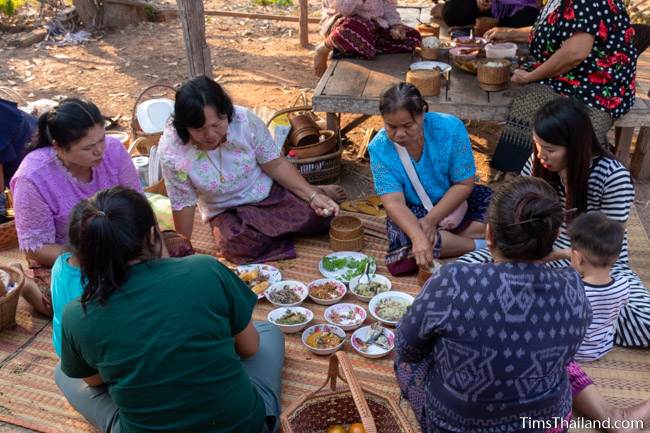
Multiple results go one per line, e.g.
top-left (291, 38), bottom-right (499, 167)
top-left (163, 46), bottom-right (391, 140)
top-left (281, 351), bottom-right (415, 433)
top-left (0, 264), bottom-right (26, 331)
top-left (130, 84), bottom-right (176, 156)
top-left (267, 104), bottom-right (342, 185)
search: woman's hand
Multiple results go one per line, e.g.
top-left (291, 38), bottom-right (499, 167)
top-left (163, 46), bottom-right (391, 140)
top-left (310, 192), bottom-right (339, 218)
top-left (511, 69), bottom-right (533, 85)
top-left (412, 234), bottom-right (434, 267)
top-left (389, 24), bottom-right (407, 41)
top-left (476, 0), bottom-right (491, 12)
top-left (484, 27), bottom-right (517, 42)
top-left (418, 214), bottom-right (439, 245)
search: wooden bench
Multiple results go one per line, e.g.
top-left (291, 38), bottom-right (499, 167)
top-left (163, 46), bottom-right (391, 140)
top-left (312, 8), bottom-right (650, 178)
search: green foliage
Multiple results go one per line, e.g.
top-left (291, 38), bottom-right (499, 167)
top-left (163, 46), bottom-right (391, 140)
top-left (0, 0), bottom-right (17, 16)
top-left (253, 0), bottom-right (293, 8)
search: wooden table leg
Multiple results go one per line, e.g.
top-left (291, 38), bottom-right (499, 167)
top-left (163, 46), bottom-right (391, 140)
top-left (631, 127), bottom-right (650, 180)
top-left (299, 0), bottom-right (308, 48)
top-left (614, 126), bottom-right (634, 168)
top-left (326, 113), bottom-right (340, 132)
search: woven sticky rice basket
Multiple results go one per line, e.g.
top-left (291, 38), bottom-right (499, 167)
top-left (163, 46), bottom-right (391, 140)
top-left (281, 351), bottom-right (415, 433)
top-left (0, 265), bottom-right (25, 331)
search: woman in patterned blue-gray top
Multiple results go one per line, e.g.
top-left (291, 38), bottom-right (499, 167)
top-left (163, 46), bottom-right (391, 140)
top-left (396, 176), bottom-right (592, 433)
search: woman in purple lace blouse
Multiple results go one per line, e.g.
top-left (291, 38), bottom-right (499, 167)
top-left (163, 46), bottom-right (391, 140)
top-left (10, 98), bottom-right (141, 316)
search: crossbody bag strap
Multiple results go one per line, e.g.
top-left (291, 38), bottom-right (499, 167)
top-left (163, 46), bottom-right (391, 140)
top-left (393, 143), bottom-right (434, 211)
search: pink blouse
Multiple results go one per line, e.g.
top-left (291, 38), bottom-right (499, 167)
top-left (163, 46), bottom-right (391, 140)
top-left (10, 137), bottom-right (142, 251)
top-left (158, 106), bottom-right (281, 222)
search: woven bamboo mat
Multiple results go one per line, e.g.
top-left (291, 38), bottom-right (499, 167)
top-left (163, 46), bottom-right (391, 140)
top-left (0, 208), bottom-right (648, 432)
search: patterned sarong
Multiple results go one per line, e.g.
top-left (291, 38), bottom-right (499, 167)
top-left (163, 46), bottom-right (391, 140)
top-left (394, 355), bottom-right (590, 433)
top-left (325, 15), bottom-right (420, 59)
top-left (490, 83), bottom-right (613, 173)
top-left (385, 184), bottom-right (492, 276)
top-left (210, 184), bottom-right (332, 265)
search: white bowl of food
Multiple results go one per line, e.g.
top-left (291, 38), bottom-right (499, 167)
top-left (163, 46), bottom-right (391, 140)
top-left (324, 303), bottom-right (366, 331)
top-left (264, 280), bottom-right (309, 307)
top-left (235, 264), bottom-right (282, 299)
top-left (349, 274), bottom-right (392, 302)
top-left (369, 291), bottom-right (414, 326)
top-left (267, 307), bottom-right (313, 334)
top-left (301, 324), bottom-right (346, 355)
top-left (351, 323), bottom-right (395, 358)
top-left (307, 278), bottom-right (347, 306)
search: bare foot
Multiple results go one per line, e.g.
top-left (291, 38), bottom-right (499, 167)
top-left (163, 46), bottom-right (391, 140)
top-left (318, 185), bottom-right (347, 203)
top-left (608, 401), bottom-right (650, 433)
top-left (314, 43), bottom-right (331, 77)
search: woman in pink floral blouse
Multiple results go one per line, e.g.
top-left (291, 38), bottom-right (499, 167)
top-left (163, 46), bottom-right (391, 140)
top-left (159, 76), bottom-right (344, 265)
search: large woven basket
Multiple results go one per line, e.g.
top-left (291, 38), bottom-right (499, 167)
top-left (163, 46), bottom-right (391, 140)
top-left (267, 105), bottom-right (342, 185)
top-left (0, 265), bottom-right (25, 331)
top-left (281, 352), bottom-right (415, 433)
top-left (130, 84), bottom-right (176, 156)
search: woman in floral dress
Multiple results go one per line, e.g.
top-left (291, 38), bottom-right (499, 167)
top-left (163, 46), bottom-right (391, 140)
top-left (485, 0), bottom-right (638, 173)
top-left (159, 76), bottom-right (344, 264)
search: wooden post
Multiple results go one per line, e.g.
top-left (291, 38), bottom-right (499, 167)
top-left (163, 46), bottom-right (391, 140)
top-left (176, 0), bottom-right (213, 78)
top-left (299, 0), bottom-right (309, 48)
top-left (631, 127), bottom-right (650, 180)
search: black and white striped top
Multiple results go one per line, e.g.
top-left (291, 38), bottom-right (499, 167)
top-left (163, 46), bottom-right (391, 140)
top-left (576, 277), bottom-right (630, 361)
top-left (522, 156), bottom-right (635, 265)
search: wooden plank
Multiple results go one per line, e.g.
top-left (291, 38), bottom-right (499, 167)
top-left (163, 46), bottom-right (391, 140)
top-left (162, 9), bottom-right (320, 24)
top-left (322, 59), bottom-right (371, 98)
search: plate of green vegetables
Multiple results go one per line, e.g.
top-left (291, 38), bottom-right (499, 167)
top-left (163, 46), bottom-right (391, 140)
top-left (318, 252), bottom-right (377, 283)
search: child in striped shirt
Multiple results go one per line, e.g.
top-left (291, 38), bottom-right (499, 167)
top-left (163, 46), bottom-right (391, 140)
top-left (569, 212), bottom-right (630, 362)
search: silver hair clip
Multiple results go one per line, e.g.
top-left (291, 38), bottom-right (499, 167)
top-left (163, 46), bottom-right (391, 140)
top-left (95, 210), bottom-right (106, 217)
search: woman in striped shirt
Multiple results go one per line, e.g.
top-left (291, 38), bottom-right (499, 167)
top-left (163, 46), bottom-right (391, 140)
top-left (459, 98), bottom-right (650, 348)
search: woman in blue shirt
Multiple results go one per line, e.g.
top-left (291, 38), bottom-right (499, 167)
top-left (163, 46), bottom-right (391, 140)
top-left (368, 83), bottom-right (491, 276)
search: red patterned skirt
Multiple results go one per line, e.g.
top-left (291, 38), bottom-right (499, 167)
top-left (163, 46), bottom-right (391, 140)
top-left (325, 15), bottom-right (420, 59)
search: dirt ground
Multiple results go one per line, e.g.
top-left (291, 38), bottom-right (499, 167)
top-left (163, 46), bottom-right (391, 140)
top-left (1, 1), bottom-right (650, 234)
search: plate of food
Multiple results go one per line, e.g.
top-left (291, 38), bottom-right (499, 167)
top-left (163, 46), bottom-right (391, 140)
top-left (308, 278), bottom-right (347, 305)
top-left (265, 280), bottom-right (309, 307)
top-left (301, 324), bottom-right (346, 355)
top-left (409, 61), bottom-right (452, 74)
top-left (348, 274), bottom-right (392, 302)
top-left (235, 264), bottom-right (282, 299)
top-left (351, 322), bottom-right (395, 358)
top-left (318, 252), bottom-right (376, 283)
top-left (267, 306), bottom-right (313, 333)
top-left (453, 36), bottom-right (487, 48)
top-left (369, 291), bottom-right (414, 326)
top-left (324, 303), bottom-right (366, 331)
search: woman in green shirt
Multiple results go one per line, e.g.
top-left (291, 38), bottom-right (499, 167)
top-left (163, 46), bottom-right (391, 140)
top-left (56, 186), bottom-right (284, 433)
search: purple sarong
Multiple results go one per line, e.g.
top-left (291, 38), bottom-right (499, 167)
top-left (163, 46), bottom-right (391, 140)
top-left (210, 183), bottom-right (332, 264)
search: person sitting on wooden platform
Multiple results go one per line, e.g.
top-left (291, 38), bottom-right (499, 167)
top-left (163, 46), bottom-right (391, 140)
top-left (485, 0), bottom-right (639, 174)
top-left (314, 0), bottom-right (421, 77)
